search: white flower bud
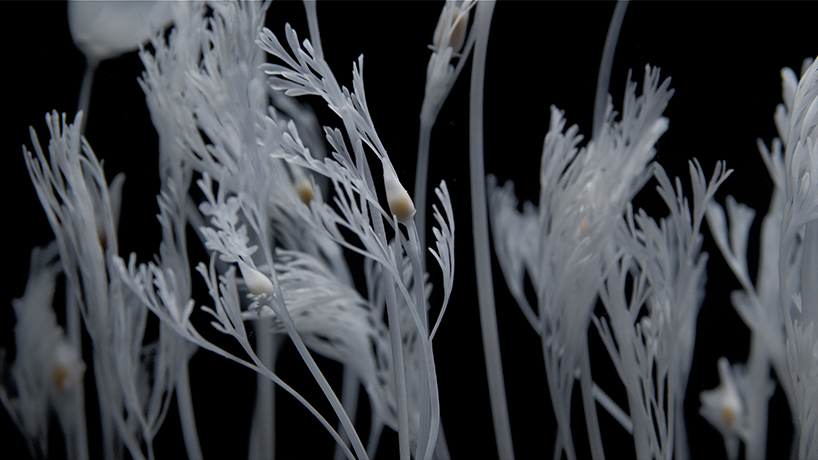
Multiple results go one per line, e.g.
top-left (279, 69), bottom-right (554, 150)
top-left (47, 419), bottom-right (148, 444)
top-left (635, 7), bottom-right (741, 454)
top-left (293, 168), bottom-right (315, 206)
top-left (700, 357), bottom-right (745, 460)
top-left (50, 340), bottom-right (85, 394)
top-left (296, 179), bottom-right (315, 206)
top-left (238, 260), bottom-right (274, 297)
top-left (384, 170), bottom-right (415, 224)
top-left (432, 2), bottom-right (470, 54)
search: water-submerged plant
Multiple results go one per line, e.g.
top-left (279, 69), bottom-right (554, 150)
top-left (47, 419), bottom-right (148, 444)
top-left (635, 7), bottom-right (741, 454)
top-left (2, 2), bottom-right (815, 459)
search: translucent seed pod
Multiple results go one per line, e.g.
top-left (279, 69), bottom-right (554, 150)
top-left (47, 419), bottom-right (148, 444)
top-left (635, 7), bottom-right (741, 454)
top-left (293, 166), bottom-right (315, 206)
top-left (238, 260), bottom-right (274, 297)
top-left (432, 2), bottom-right (470, 54)
top-left (50, 340), bottom-right (85, 395)
top-left (384, 170), bottom-right (415, 225)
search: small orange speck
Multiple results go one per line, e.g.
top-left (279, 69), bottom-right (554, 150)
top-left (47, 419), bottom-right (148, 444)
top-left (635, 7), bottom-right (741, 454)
top-left (388, 195), bottom-right (415, 223)
top-left (578, 216), bottom-right (588, 233)
top-left (721, 405), bottom-right (735, 428)
top-left (53, 364), bottom-right (71, 392)
top-left (296, 181), bottom-right (314, 206)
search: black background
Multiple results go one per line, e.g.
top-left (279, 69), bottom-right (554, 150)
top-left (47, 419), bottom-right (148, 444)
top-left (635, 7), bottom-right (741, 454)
top-left (2, 2), bottom-right (816, 459)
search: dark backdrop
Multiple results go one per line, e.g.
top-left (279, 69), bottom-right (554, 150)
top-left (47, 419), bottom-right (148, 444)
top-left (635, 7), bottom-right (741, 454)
top-left (2, 2), bottom-right (815, 459)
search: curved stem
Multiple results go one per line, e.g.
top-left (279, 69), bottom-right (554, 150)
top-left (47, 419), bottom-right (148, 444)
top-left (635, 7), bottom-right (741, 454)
top-left (175, 359), bottom-right (203, 460)
top-left (414, 116), bottom-right (434, 254)
top-left (250, 318), bottom-right (275, 460)
top-left (334, 368), bottom-right (361, 460)
top-left (579, 345), bottom-right (605, 460)
top-left (468, 3), bottom-right (514, 460)
top-left (77, 61), bottom-right (97, 134)
top-left (592, 1), bottom-right (628, 140)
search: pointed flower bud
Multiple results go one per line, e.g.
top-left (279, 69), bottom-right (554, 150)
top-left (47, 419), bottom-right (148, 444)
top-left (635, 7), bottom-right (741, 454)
top-left (432, 2), bottom-right (470, 54)
top-left (296, 179), bottom-right (315, 206)
top-left (700, 357), bottom-right (745, 460)
top-left (238, 260), bottom-right (274, 297)
top-left (293, 167), bottom-right (315, 206)
top-left (700, 358), bottom-right (743, 430)
top-left (50, 340), bottom-right (85, 394)
top-left (384, 170), bottom-right (415, 224)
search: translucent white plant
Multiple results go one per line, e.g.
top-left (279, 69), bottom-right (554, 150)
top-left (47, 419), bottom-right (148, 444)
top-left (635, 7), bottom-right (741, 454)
top-left (123, 1), bottom-right (455, 459)
top-left (699, 357), bottom-right (752, 460)
top-left (415, 0), bottom-right (477, 245)
top-left (594, 159), bottom-right (730, 460)
top-left (20, 110), bottom-right (194, 460)
top-left (0, 243), bottom-right (86, 460)
top-left (256, 11), bottom-right (456, 457)
top-left (489, 63), bottom-right (684, 460)
top-left (706, 57), bottom-right (818, 460)
top-left (6, 2), bottom-right (816, 460)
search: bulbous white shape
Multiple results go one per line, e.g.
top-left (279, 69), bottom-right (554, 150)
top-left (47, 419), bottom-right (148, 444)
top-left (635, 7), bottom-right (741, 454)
top-left (700, 357), bottom-right (745, 460)
top-left (50, 340), bottom-right (85, 394)
top-left (384, 170), bottom-right (415, 224)
top-left (238, 260), bottom-right (274, 297)
top-left (68, 0), bottom-right (175, 63)
top-left (432, 2), bottom-right (470, 54)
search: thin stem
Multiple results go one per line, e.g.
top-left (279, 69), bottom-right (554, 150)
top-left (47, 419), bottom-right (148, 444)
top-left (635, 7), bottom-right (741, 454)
top-left (303, 2), bottom-right (324, 61)
top-left (404, 220), bottom-right (436, 459)
top-left (406, 219), bottom-right (429, 332)
top-left (270, 280), bottom-right (367, 458)
top-left (468, 3), bottom-right (514, 460)
top-left (385, 231), bottom-right (412, 460)
top-left (669, 365), bottom-right (688, 460)
top-left (247, 310), bottom-right (367, 460)
top-left (77, 61), bottom-right (97, 134)
top-left (434, 422), bottom-right (451, 460)
top-left (250, 317), bottom-right (275, 460)
top-left (414, 116), bottom-right (434, 255)
top-left (94, 359), bottom-right (118, 460)
top-left (579, 345), bottom-right (606, 460)
top-left (175, 359), bottom-right (203, 460)
top-left (334, 368), bottom-right (361, 460)
top-left (73, 390), bottom-right (90, 460)
top-left (248, 200), bottom-right (367, 460)
top-left (592, 382), bottom-right (633, 434)
top-left (744, 334), bottom-right (771, 460)
top-left (366, 419), bottom-right (384, 458)
top-left (65, 285), bottom-right (89, 460)
top-left (183, 323), bottom-right (358, 460)
top-left (592, 1), bottom-right (628, 141)
top-left (543, 345), bottom-right (576, 460)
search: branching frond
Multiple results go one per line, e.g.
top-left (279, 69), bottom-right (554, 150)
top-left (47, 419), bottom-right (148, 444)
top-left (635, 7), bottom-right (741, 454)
top-left (429, 181), bottom-right (455, 339)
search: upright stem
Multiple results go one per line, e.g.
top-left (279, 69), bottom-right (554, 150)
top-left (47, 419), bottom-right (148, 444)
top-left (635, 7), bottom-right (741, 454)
top-left (77, 61), bottom-right (97, 134)
top-left (73, 391), bottom-right (90, 460)
top-left (579, 345), bottom-right (605, 460)
top-left (434, 422), bottom-right (451, 460)
top-left (65, 288), bottom-right (89, 460)
top-left (265, 283), bottom-right (369, 460)
top-left (384, 230), bottom-right (412, 460)
top-left (303, 2), bottom-right (324, 60)
top-left (592, 1), bottom-right (628, 141)
top-left (334, 368), bottom-right (361, 460)
top-left (542, 346), bottom-right (575, 460)
top-left (468, 3), bottom-right (514, 460)
top-left (744, 334), bottom-right (771, 460)
top-left (406, 220), bottom-right (429, 332)
top-left (250, 318), bottom-right (275, 460)
top-left (94, 359), bottom-right (118, 460)
top-left (175, 359), bottom-right (203, 460)
top-left (414, 116), bottom-right (434, 254)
